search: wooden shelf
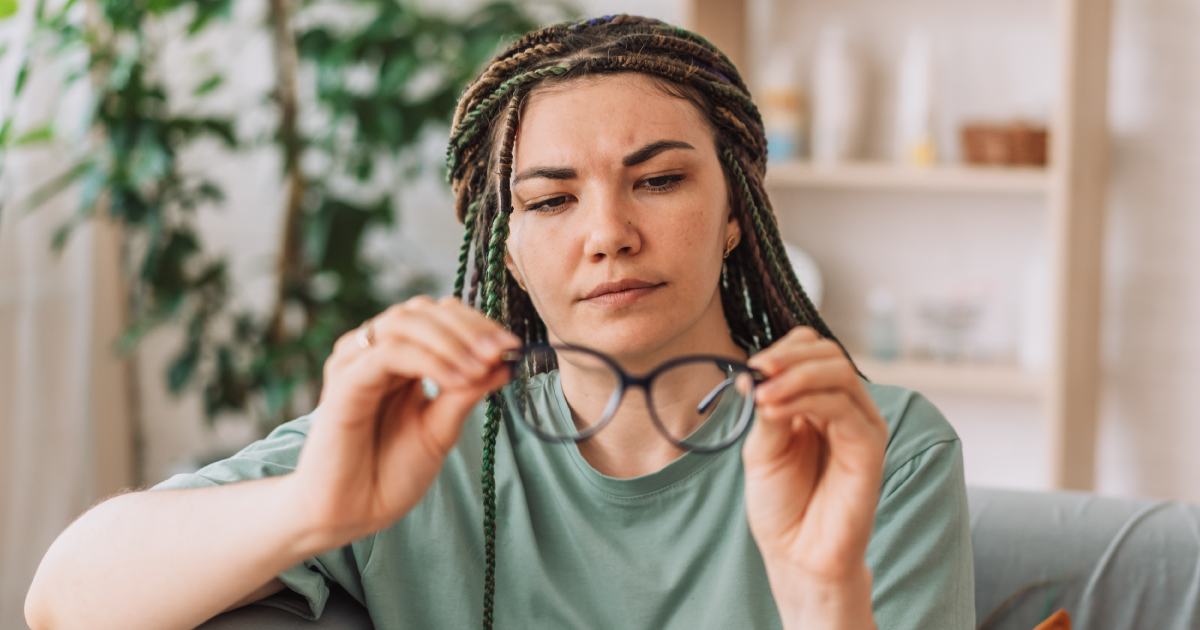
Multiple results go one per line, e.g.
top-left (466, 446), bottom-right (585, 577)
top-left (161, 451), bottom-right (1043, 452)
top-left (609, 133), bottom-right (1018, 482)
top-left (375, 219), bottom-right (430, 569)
top-left (856, 357), bottom-right (1045, 398)
top-left (765, 161), bottom-right (1050, 194)
top-left (692, 0), bottom-right (1111, 488)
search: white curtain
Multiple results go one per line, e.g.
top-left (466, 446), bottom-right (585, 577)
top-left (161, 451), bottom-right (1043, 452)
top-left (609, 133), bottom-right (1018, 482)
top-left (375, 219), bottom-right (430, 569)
top-left (0, 173), bottom-right (97, 630)
top-left (0, 6), bottom-right (133, 627)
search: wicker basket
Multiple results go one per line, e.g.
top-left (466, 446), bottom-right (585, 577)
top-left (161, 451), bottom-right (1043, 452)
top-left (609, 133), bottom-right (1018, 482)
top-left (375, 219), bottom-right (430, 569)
top-left (961, 122), bottom-right (1049, 166)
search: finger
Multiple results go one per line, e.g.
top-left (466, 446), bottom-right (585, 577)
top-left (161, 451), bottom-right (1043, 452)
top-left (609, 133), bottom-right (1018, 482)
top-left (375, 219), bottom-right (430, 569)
top-left (429, 296), bottom-right (522, 361)
top-left (379, 363), bottom-right (510, 466)
top-left (421, 375), bottom-right (505, 452)
top-left (373, 310), bottom-right (494, 380)
top-left (326, 326), bottom-right (373, 374)
top-left (759, 392), bottom-right (885, 516)
top-left (752, 350), bottom-right (881, 431)
top-left (754, 357), bottom-right (857, 405)
top-left (742, 405), bottom-right (813, 467)
top-left (755, 391), bottom-right (887, 467)
top-left (330, 340), bottom-right (473, 415)
top-left (747, 334), bottom-right (841, 376)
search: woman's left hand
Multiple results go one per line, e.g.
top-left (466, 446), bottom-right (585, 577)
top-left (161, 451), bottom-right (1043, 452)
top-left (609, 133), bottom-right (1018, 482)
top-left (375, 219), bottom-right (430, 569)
top-left (742, 326), bottom-right (889, 629)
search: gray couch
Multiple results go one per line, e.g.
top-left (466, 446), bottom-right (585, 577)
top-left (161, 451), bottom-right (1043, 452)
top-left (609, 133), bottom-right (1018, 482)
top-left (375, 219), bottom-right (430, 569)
top-left (198, 487), bottom-right (1200, 629)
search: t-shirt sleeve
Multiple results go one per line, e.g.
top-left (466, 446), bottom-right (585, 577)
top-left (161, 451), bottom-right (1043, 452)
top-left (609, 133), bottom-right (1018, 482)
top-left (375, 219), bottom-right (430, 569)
top-left (865, 387), bottom-right (976, 630)
top-left (150, 411), bottom-right (370, 620)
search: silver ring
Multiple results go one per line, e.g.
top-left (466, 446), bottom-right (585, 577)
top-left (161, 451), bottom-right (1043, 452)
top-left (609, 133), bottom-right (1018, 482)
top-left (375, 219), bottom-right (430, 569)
top-left (355, 319), bottom-right (376, 350)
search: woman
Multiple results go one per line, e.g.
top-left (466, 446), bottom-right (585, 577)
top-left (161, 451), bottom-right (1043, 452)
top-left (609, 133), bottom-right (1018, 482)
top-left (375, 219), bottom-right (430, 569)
top-left (25, 16), bottom-right (973, 630)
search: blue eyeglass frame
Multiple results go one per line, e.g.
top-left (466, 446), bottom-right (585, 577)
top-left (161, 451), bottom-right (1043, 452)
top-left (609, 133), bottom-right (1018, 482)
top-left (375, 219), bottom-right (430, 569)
top-left (500, 343), bottom-right (768, 453)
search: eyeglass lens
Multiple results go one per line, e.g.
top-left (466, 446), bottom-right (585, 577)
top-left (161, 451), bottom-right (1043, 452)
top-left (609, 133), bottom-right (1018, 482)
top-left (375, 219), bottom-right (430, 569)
top-left (503, 346), bottom-right (755, 450)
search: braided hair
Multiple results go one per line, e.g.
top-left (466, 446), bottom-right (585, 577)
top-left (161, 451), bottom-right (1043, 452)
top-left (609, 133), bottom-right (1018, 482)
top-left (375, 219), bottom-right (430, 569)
top-left (445, 15), bottom-right (848, 628)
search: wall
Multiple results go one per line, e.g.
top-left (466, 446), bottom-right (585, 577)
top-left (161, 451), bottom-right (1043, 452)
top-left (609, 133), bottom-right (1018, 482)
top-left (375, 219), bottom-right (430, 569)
top-left (1096, 0), bottom-right (1200, 501)
top-left (50, 0), bottom-right (1200, 499)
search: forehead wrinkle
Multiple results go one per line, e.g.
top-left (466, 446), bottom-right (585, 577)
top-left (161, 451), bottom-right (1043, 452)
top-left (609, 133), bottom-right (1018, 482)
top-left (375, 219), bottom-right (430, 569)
top-left (514, 75), bottom-right (707, 178)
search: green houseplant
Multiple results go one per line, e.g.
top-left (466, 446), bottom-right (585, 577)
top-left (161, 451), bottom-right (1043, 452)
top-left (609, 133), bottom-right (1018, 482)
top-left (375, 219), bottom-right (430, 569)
top-left (0, 0), bottom-right (553, 442)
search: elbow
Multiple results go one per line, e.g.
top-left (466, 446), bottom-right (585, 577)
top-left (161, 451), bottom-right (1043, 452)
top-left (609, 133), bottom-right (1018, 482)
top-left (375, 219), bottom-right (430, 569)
top-left (25, 574), bottom-right (58, 630)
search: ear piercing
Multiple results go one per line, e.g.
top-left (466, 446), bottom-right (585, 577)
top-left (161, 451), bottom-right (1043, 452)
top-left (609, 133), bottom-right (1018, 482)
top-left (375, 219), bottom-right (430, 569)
top-left (724, 236), bottom-right (738, 258)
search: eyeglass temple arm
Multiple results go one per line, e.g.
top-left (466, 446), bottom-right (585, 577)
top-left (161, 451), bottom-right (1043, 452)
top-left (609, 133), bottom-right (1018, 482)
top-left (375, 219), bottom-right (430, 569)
top-left (697, 378), bottom-right (735, 414)
top-left (696, 369), bottom-right (769, 414)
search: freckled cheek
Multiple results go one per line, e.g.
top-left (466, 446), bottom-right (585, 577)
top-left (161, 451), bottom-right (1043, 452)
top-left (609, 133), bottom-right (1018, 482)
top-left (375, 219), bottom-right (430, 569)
top-left (653, 197), bottom-right (725, 275)
top-left (510, 222), bottom-right (577, 301)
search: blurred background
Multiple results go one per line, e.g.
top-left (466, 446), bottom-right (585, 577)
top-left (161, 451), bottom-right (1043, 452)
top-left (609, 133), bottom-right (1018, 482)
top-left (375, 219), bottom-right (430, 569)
top-left (0, 0), bottom-right (1196, 626)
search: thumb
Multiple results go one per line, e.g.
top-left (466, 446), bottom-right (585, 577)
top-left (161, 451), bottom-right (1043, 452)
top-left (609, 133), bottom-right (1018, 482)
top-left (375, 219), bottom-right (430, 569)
top-left (742, 410), bottom-right (797, 471)
top-left (418, 387), bottom-right (486, 453)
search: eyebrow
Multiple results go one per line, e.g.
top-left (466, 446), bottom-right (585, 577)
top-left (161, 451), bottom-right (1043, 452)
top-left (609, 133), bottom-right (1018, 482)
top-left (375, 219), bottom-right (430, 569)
top-left (511, 166), bottom-right (577, 186)
top-left (622, 139), bottom-right (695, 167)
top-left (511, 140), bottom-right (696, 186)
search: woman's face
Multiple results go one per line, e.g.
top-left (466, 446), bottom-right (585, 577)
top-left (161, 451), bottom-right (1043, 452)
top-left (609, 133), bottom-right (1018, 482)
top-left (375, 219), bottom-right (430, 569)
top-left (505, 73), bottom-right (740, 367)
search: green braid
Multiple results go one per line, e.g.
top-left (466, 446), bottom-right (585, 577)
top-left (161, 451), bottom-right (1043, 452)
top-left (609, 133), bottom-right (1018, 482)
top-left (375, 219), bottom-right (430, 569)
top-left (722, 148), bottom-right (855, 363)
top-left (723, 149), bottom-right (804, 319)
top-left (453, 200), bottom-right (480, 300)
top-left (446, 64), bottom-right (572, 176)
top-left (479, 209), bottom-right (510, 630)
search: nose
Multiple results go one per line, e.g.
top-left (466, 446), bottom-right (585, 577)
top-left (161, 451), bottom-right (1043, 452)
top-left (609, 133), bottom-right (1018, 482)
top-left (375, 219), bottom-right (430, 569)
top-left (582, 187), bottom-right (642, 261)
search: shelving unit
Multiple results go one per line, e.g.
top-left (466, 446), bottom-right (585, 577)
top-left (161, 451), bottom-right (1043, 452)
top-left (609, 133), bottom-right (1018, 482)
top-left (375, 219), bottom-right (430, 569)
top-left (855, 358), bottom-right (1044, 399)
top-left (688, 0), bottom-right (1113, 490)
top-left (765, 162), bottom-right (1049, 195)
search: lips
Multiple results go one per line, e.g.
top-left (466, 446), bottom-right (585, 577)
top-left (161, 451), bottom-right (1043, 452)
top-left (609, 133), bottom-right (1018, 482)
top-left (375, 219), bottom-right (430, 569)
top-left (581, 278), bottom-right (664, 307)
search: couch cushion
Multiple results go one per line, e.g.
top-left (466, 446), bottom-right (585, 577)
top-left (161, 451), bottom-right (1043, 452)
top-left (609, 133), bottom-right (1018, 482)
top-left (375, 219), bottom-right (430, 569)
top-left (196, 585), bottom-right (374, 630)
top-left (968, 487), bottom-right (1200, 630)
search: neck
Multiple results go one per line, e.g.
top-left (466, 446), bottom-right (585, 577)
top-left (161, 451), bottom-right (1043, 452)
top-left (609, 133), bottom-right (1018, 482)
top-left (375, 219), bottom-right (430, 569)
top-left (556, 291), bottom-right (746, 479)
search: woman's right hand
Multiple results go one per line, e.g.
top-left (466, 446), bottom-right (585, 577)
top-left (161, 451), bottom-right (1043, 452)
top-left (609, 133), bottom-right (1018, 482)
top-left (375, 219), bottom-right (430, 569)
top-left (285, 295), bottom-right (519, 548)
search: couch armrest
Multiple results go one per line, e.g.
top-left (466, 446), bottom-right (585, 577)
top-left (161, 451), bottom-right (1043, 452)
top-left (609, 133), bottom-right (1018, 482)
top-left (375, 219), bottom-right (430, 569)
top-left (968, 487), bottom-right (1200, 630)
top-left (195, 585), bottom-right (373, 630)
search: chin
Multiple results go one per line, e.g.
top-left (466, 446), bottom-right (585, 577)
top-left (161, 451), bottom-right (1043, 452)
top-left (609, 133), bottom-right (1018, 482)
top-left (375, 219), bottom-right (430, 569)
top-left (557, 317), bottom-right (682, 362)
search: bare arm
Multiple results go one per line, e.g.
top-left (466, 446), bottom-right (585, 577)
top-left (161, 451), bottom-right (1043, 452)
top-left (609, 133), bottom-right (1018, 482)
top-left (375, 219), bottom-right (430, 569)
top-left (25, 477), bottom-right (318, 630)
top-left (223, 580), bottom-right (287, 613)
top-left (25, 297), bottom-right (518, 630)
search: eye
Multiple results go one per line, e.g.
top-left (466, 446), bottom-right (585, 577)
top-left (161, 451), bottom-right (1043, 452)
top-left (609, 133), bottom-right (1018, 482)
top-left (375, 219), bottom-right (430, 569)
top-left (526, 195), bottom-right (571, 212)
top-left (641, 174), bottom-right (685, 192)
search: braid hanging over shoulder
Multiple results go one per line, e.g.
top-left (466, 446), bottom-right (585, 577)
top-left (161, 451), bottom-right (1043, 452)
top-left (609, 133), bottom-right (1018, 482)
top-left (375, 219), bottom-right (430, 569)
top-left (443, 15), bottom-right (852, 629)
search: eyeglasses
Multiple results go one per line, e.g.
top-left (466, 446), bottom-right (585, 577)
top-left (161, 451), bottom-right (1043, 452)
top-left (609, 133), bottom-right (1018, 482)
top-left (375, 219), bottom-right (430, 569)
top-left (500, 344), bottom-right (766, 453)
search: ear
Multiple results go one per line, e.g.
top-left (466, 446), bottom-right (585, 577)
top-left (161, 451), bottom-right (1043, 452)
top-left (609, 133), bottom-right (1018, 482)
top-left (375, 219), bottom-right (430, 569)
top-left (724, 213), bottom-right (742, 252)
top-left (504, 248), bottom-right (527, 291)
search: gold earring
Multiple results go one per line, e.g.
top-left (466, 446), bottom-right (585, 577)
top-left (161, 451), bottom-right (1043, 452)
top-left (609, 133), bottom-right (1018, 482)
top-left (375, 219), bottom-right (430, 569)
top-left (723, 236), bottom-right (737, 258)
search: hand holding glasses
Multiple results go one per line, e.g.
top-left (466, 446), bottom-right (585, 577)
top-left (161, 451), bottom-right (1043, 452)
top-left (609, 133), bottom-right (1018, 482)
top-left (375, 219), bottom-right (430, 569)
top-left (500, 344), bottom-right (767, 453)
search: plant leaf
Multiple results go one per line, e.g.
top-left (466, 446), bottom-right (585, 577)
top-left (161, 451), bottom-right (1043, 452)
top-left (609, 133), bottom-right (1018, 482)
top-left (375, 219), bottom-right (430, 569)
top-left (192, 74), bottom-right (223, 97)
top-left (13, 124), bottom-right (53, 145)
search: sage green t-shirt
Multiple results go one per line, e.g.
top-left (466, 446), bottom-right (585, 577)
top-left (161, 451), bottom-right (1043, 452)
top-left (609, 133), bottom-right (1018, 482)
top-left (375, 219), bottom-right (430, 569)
top-left (155, 381), bottom-right (974, 629)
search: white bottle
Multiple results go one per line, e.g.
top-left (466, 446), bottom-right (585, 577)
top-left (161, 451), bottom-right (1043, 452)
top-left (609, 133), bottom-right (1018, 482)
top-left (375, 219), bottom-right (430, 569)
top-left (761, 54), bottom-right (807, 162)
top-left (811, 24), bottom-right (864, 164)
top-left (867, 287), bottom-right (900, 362)
top-left (893, 30), bottom-right (937, 165)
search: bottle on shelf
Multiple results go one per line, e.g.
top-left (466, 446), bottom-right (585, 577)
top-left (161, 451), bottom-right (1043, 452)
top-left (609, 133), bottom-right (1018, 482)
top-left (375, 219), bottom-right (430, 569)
top-left (866, 287), bottom-right (901, 362)
top-left (761, 54), bottom-right (808, 163)
top-left (811, 23), bottom-right (864, 164)
top-left (894, 30), bottom-right (938, 166)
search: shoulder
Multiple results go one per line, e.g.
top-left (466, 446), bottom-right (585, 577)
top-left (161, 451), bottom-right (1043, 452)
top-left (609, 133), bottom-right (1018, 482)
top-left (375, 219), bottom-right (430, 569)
top-left (152, 413), bottom-right (315, 490)
top-left (864, 382), bottom-right (961, 487)
top-left (861, 383), bottom-right (975, 627)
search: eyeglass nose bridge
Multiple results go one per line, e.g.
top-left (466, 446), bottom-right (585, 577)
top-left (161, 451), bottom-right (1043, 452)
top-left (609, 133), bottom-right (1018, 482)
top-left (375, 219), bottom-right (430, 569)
top-left (502, 344), bottom-right (762, 452)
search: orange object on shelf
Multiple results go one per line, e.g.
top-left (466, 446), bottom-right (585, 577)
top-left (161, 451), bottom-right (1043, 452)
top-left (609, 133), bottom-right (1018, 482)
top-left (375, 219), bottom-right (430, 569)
top-left (961, 122), bottom-right (1049, 166)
